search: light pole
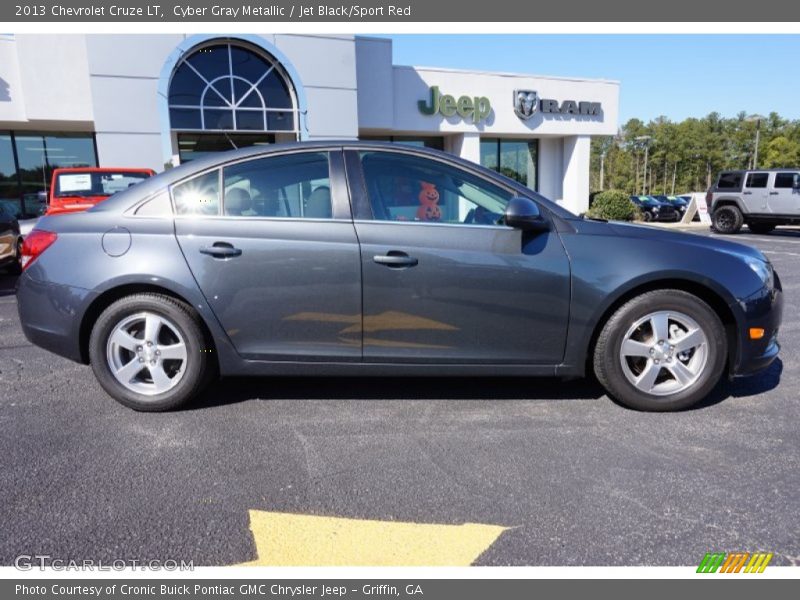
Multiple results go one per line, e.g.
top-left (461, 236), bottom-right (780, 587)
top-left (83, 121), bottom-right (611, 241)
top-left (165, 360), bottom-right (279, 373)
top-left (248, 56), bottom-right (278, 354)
top-left (599, 149), bottom-right (606, 191)
top-left (746, 114), bottom-right (766, 169)
top-left (635, 135), bottom-right (652, 195)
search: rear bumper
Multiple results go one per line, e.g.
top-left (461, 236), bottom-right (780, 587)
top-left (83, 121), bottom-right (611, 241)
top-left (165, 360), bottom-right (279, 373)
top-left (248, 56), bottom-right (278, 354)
top-left (732, 274), bottom-right (783, 377)
top-left (16, 271), bottom-right (95, 363)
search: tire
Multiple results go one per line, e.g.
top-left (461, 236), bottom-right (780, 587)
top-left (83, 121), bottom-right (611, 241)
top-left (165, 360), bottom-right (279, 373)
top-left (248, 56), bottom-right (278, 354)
top-left (89, 293), bottom-right (215, 411)
top-left (748, 223), bottom-right (776, 235)
top-left (5, 239), bottom-right (22, 275)
top-left (593, 290), bottom-right (727, 411)
top-left (711, 205), bottom-right (743, 234)
top-left (642, 211), bottom-right (652, 222)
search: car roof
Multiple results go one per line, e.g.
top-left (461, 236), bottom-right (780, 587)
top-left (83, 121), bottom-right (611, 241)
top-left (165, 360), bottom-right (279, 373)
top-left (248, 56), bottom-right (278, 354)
top-left (720, 168), bottom-right (800, 174)
top-left (93, 140), bottom-right (576, 219)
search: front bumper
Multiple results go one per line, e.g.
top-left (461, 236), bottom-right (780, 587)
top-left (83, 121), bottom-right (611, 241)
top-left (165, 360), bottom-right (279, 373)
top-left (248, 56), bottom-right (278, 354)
top-left (732, 271), bottom-right (783, 377)
top-left (16, 271), bottom-right (96, 364)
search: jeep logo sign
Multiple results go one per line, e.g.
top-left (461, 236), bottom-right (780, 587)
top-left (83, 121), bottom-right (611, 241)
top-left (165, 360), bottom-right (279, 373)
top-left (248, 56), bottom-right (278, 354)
top-left (418, 86), bottom-right (492, 123)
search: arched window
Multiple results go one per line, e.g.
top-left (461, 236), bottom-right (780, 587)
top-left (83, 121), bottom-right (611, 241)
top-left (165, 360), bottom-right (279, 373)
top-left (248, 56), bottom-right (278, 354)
top-left (168, 42), bottom-right (298, 133)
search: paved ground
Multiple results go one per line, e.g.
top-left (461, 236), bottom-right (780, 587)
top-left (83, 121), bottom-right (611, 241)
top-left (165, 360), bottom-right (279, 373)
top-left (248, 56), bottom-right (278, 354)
top-left (0, 227), bottom-right (798, 567)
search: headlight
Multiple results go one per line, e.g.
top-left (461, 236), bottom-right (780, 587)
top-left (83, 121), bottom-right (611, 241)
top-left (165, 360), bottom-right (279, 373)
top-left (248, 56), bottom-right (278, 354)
top-left (745, 256), bottom-right (774, 289)
top-left (652, 207), bottom-right (659, 212)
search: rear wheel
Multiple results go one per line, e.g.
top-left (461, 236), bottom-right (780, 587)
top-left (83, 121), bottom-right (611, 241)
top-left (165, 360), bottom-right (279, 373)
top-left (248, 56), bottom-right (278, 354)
top-left (593, 290), bottom-right (727, 411)
top-left (711, 205), bottom-right (743, 234)
top-left (89, 293), bottom-right (215, 411)
top-left (748, 223), bottom-right (776, 235)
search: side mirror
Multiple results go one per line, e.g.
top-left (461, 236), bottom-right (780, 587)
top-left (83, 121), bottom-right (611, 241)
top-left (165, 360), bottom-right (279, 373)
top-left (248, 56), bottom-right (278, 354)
top-left (504, 197), bottom-right (549, 232)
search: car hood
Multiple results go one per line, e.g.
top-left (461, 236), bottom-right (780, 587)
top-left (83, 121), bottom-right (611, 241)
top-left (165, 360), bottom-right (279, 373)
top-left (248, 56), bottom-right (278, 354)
top-left (582, 219), bottom-right (769, 263)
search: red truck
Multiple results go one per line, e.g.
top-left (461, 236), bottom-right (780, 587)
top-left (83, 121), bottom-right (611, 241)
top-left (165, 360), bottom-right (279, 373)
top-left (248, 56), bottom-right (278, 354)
top-left (46, 167), bottom-right (156, 216)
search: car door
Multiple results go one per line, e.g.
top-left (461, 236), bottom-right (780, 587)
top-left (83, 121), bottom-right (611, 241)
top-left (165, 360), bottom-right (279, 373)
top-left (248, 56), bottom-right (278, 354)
top-left (172, 149), bottom-right (363, 361)
top-left (767, 171), bottom-right (800, 214)
top-left (743, 172), bottom-right (770, 212)
top-left (345, 148), bottom-right (571, 364)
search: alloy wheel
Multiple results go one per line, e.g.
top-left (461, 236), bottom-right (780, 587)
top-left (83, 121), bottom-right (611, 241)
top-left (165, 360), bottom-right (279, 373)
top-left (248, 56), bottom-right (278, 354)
top-left (619, 310), bottom-right (709, 396)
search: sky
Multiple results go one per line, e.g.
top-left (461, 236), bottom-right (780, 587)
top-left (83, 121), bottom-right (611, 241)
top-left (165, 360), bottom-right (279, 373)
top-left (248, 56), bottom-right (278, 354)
top-left (381, 35), bottom-right (800, 124)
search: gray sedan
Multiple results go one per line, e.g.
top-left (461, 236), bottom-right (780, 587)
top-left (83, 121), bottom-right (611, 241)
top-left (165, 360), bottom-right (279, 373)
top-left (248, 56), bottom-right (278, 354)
top-left (16, 142), bottom-right (783, 411)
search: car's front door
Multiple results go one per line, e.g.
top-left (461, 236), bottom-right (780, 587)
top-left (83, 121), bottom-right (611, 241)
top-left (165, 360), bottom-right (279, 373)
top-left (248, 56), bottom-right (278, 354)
top-left (767, 171), bottom-right (800, 215)
top-left (345, 149), bottom-right (571, 364)
top-left (173, 150), bottom-right (362, 361)
top-left (743, 172), bottom-right (770, 212)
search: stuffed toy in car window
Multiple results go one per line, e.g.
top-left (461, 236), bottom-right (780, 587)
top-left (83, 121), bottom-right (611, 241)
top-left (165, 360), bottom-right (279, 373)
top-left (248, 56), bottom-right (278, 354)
top-left (416, 181), bottom-right (442, 221)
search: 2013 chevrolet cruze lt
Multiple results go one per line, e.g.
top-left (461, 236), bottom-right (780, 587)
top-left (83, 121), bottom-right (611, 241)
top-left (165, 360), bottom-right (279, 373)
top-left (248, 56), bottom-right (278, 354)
top-left (16, 143), bottom-right (782, 411)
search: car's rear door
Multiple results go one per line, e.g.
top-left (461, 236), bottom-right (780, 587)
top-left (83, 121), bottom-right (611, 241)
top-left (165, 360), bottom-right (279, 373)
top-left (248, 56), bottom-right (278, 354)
top-left (344, 148), bottom-right (570, 365)
top-left (767, 171), bottom-right (800, 214)
top-left (172, 149), bottom-right (362, 361)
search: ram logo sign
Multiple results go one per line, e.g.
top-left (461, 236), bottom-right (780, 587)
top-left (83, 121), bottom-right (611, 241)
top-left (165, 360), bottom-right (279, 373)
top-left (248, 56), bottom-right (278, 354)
top-left (696, 552), bottom-right (773, 573)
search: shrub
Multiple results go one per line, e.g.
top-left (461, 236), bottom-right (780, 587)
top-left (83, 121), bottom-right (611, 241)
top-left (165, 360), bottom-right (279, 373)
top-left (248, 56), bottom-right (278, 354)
top-left (586, 190), bottom-right (637, 221)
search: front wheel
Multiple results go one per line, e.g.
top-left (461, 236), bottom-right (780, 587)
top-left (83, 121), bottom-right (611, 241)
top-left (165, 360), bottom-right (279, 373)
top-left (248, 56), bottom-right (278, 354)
top-left (593, 290), bottom-right (727, 411)
top-left (711, 205), bottom-right (743, 234)
top-left (89, 293), bottom-right (215, 411)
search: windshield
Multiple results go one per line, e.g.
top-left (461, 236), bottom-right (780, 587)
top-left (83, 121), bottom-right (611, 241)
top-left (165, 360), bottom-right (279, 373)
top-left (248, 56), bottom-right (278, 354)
top-left (54, 171), bottom-right (151, 198)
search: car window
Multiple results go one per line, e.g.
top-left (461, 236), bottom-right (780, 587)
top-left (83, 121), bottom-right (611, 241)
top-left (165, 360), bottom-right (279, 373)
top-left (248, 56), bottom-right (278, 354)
top-left (222, 152), bottom-right (332, 219)
top-left (359, 151), bottom-right (512, 226)
top-left (745, 173), bottom-right (769, 188)
top-left (716, 172), bottom-right (743, 189)
top-left (172, 170), bottom-right (221, 216)
top-left (774, 172), bottom-right (799, 189)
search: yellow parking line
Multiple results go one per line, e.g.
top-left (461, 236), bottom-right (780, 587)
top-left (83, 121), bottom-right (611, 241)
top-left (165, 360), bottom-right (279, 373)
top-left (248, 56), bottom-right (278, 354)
top-left (237, 510), bottom-right (507, 566)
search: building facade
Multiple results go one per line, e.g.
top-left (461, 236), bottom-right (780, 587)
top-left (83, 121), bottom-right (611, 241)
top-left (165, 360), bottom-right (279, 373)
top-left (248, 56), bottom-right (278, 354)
top-left (0, 33), bottom-right (619, 218)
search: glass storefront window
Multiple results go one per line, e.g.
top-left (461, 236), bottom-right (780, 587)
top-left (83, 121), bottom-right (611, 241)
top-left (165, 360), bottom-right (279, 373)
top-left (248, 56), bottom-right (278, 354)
top-left (0, 134), bottom-right (21, 218)
top-left (360, 135), bottom-right (445, 151)
top-left (177, 132), bottom-right (276, 163)
top-left (480, 138), bottom-right (538, 191)
top-left (0, 131), bottom-right (97, 218)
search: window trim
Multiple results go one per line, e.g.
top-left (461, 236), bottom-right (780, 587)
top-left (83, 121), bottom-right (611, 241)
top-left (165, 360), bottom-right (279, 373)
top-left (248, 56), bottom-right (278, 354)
top-left (745, 172), bottom-right (770, 189)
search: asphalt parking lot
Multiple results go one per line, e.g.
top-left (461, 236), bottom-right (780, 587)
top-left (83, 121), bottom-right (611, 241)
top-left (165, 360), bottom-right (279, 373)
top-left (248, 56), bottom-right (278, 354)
top-left (1, 226), bottom-right (798, 567)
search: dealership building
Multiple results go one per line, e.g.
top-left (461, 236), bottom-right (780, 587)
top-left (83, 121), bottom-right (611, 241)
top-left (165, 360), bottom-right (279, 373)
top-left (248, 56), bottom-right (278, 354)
top-left (0, 34), bottom-right (619, 217)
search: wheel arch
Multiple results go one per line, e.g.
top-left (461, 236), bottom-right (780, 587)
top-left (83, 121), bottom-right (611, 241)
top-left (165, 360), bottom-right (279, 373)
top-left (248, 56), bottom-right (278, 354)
top-left (78, 282), bottom-right (218, 367)
top-left (584, 278), bottom-right (740, 376)
top-left (712, 197), bottom-right (747, 214)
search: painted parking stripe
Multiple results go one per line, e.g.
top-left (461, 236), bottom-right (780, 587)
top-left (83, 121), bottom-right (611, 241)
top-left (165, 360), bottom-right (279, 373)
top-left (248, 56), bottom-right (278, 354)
top-left (237, 510), bottom-right (507, 566)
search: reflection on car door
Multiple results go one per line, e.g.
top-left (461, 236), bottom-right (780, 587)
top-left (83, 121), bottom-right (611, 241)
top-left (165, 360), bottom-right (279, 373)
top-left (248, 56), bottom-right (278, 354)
top-left (173, 150), bottom-right (363, 361)
top-left (346, 149), bottom-right (571, 365)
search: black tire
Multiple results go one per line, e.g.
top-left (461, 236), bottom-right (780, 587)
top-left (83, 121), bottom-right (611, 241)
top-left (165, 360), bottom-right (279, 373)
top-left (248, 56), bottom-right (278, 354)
top-left (593, 290), bottom-right (727, 411)
top-left (89, 293), bottom-right (215, 411)
top-left (642, 211), bottom-right (652, 222)
top-left (5, 239), bottom-right (22, 275)
top-left (748, 223), bottom-right (776, 235)
top-left (711, 205), bottom-right (743, 234)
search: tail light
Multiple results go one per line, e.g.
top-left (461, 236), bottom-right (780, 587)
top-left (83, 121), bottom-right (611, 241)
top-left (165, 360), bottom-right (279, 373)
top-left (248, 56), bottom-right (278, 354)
top-left (20, 230), bottom-right (57, 271)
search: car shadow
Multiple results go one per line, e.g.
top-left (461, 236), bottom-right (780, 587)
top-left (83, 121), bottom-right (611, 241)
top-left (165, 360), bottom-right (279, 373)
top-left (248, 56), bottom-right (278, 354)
top-left (191, 374), bottom-right (607, 410)
top-left (0, 273), bottom-right (18, 297)
top-left (192, 359), bottom-right (783, 412)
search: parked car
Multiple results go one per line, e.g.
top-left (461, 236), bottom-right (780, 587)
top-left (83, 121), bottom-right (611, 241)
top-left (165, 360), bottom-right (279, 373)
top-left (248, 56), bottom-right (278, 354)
top-left (630, 195), bottom-right (680, 222)
top-left (0, 203), bottom-right (22, 274)
top-left (46, 167), bottom-right (155, 216)
top-left (17, 142), bottom-right (782, 412)
top-left (707, 169), bottom-right (800, 234)
top-left (654, 195), bottom-right (689, 219)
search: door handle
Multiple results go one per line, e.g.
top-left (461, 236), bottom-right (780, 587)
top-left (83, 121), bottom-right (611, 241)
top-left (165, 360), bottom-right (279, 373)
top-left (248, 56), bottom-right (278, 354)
top-left (743, 191), bottom-right (753, 195)
top-left (373, 251), bottom-right (419, 268)
top-left (769, 191), bottom-right (779, 195)
top-left (200, 242), bottom-right (242, 258)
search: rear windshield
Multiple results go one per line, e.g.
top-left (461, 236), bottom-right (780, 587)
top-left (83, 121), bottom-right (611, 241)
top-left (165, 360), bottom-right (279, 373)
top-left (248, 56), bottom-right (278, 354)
top-left (55, 171), bottom-right (151, 198)
top-left (716, 172), bottom-right (743, 190)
